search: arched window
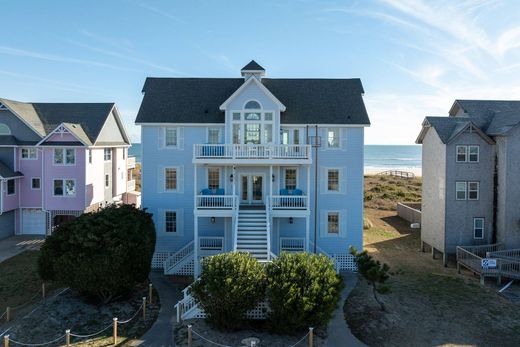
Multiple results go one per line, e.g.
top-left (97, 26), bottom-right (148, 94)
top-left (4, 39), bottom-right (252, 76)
top-left (0, 123), bottom-right (11, 135)
top-left (244, 100), bottom-right (261, 109)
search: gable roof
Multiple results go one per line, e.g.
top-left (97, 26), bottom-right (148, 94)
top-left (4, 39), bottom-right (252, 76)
top-left (0, 160), bottom-right (23, 179)
top-left (219, 75), bottom-right (286, 111)
top-left (450, 100), bottom-right (520, 135)
top-left (0, 99), bottom-right (129, 145)
top-left (136, 77), bottom-right (370, 125)
top-left (241, 60), bottom-right (265, 71)
top-left (416, 116), bottom-right (494, 144)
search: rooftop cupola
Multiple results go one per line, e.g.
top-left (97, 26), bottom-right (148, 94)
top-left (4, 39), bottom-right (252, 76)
top-left (241, 60), bottom-right (265, 80)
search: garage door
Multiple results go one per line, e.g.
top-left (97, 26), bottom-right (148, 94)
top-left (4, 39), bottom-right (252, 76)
top-left (22, 209), bottom-right (47, 235)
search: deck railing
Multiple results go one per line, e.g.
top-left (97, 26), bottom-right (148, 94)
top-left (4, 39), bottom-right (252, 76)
top-left (270, 195), bottom-right (308, 209)
top-left (199, 236), bottom-right (224, 251)
top-left (280, 237), bottom-right (305, 252)
top-left (127, 156), bottom-right (136, 169)
top-left (488, 248), bottom-right (520, 261)
top-left (127, 179), bottom-right (136, 192)
top-left (460, 243), bottom-right (503, 258)
top-left (193, 144), bottom-right (311, 160)
top-left (377, 170), bottom-right (415, 179)
top-left (195, 195), bottom-right (236, 209)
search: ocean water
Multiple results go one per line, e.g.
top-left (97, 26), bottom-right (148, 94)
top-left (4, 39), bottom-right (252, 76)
top-left (129, 143), bottom-right (422, 171)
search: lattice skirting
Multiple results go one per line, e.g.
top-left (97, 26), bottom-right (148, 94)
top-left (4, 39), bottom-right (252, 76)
top-left (331, 253), bottom-right (357, 271)
top-left (184, 301), bottom-right (269, 320)
top-left (152, 252), bottom-right (176, 269)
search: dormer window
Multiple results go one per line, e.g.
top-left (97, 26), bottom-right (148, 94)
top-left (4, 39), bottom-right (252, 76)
top-left (0, 123), bottom-right (11, 135)
top-left (245, 100), bottom-right (261, 110)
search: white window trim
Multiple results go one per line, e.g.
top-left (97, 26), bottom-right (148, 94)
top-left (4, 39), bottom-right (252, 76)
top-left (206, 127), bottom-right (223, 144)
top-left (283, 167), bottom-right (299, 190)
top-left (325, 168), bottom-right (342, 194)
top-left (88, 149), bottom-right (92, 164)
top-left (468, 181), bottom-right (479, 201)
top-left (53, 148), bottom-right (76, 166)
top-left (456, 181), bottom-right (467, 200)
top-left (31, 177), bottom-right (41, 190)
top-left (164, 127), bottom-right (179, 148)
top-left (468, 145), bottom-right (480, 163)
top-left (20, 148), bottom-right (38, 160)
top-left (473, 218), bottom-right (484, 239)
top-left (162, 209), bottom-right (184, 236)
top-left (320, 209), bottom-right (346, 238)
top-left (456, 145), bottom-right (467, 163)
top-left (6, 179), bottom-right (15, 196)
top-left (325, 127), bottom-right (342, 150)
top-left (206, 167), bottom-right (221, 189)
top-left (230, 109), bottom-right (275, 145)
top-left (165, 167), bottom-right (179, 192)
top-left (52, 178), bottom-right (77, 197)
top-left (243, 99), bottom-right (262, 109)
top-left (104, 148), bottom-right (112, 162)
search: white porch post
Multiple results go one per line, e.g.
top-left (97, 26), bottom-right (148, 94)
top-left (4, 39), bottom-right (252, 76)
top-left (269, 165), bottom-right (273, 200)
top-left (232, 166), bottom-right (236, 197)
top-left (194, 165), bottom-right (199, 278)
top-left (306, 165), bottom-right (311, 251)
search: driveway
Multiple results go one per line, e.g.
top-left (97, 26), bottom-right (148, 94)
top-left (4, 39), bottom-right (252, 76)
top-left (0, 235), bottom-right (45, 263)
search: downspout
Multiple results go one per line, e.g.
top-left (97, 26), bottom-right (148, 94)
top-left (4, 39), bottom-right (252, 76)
top-left (492, 152), bottom-right (498, 244)
top-left (0, 179), bottom-right (4, 215)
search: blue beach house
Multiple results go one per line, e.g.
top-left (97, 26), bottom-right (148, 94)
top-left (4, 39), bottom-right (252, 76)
top-left (135, 61), bottom-right (370, 276)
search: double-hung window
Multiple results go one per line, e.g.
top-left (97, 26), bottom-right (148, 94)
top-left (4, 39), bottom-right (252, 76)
top-left (327, 212), bottom-right (339, 234)
top-left (468, 146), bottom-right (479, 162)
top-left (165, 168), bottom-right (177, 191)
top-left (54, 148), bottom-right (75, 165)
top-left (32, 178), bottom-right (41, 190)
top-left (473, 218), bottom-right (484, 239)
top-left (456, 182), bottom-right (467, 200)
top-left (207, 168), bottom-right (220, 189)
top-left (21, 148), bottom-right (37, 160)
top-left (104, 148), bottom-right (112, 161)
top-left (7, 179), bottom-right (15, 195)
top-left (327, 169), bottom-right (340, 192)
top-left (327, 128), bottom-right (340, 149)
top-left (285, 168), bottom-right (297, 190)
top-left (165, 211), bottom-right (177, 233)
top-left (456, 145), bottom-right (479, 162)
top-left (165, 128), bottom-right (178, 147)
top-left (207, 128), bottom-right (221, 144)
top-left (468, 182), bottom-right (479, 200)
top-left (456, 146), bottom-right (467, 162)
top-left (53, 179), bottom-right (76, 196)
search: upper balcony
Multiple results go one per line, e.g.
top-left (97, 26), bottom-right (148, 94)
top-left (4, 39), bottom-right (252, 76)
top-left (127, 156), bottom-right (136, 169)
top-left (193, 144), bottom-right (311, 165)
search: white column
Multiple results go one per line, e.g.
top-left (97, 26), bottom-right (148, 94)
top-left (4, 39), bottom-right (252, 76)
top-left (306, 165), bottom-right (311, 252)
top-left (232, 166), bottom-right (236, 200)
top-left (193, 165), bottom-right (199, 278)
top-left (269, 165), bottom-right (273, 200)
top-left (306, 215), bottom-right (310, 252)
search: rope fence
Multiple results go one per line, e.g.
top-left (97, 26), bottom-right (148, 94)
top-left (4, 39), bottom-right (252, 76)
top-left (187, 325), bottom-right (315, 347)
top-left (2, 286), bottom-right (154, 347)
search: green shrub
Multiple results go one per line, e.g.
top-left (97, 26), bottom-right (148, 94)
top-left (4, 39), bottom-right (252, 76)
top-left (265, 253), bottom-right (343, 332)
top-left (38, 205), bottom-right (155, 303)
top-left (190, 252), bottom-right (265, 330)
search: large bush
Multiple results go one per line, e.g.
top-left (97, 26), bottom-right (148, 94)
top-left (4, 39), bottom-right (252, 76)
top-left (266, 252), bottom-right (343, 332)
top-left (190, 252), bottom-right (265, 330)
top-left (38, 205), bottom-right (155, 302)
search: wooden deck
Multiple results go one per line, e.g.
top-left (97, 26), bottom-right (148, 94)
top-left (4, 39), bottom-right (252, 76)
top-left (376, 170), bottom-right (415, 179)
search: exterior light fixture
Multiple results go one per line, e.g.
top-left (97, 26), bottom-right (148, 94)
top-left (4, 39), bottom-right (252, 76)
top-left (229, 174), bottom-right (233, 182)
top-left (289, 217), bottom-right (293, 224)
top-left (211, 217), bottom-right (216, 224)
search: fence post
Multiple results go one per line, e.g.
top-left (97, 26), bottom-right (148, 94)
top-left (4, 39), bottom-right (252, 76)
top-left (4, 335), bottom-right (8, 347)
top-left (42, 282), bottom-right (46, 299)
top-left (113, 318), bottom-right (118, 345)
top-left (142, 297), bottom-right (147, 320)
top-left (187, 324), bottom-right (192, 347)
top-left (5, 307), bottom-right (9, 322)
top-left (65, 329), bottom-right (70, 347)
top-left (308, 327), bottom-right (314, 347)
top-left (148, 283), bottom-right (153, 304)
top-left (251, 341), bottom-right (256, 347)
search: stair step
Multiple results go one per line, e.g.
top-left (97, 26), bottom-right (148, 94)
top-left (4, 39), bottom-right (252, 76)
top-left (237, 234), bottom-right (267, 238)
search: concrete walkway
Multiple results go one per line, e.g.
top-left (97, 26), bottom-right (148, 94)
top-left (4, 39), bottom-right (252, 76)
top-left (326, 271), bottom-right (367, 347)
top-left (131, 272), bottom-right (183, 347)
top-left (0, 235), bottom-right (44, 263)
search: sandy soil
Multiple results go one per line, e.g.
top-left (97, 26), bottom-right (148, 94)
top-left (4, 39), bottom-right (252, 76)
top-left (364, 167), bottom-right (422, 177)
top-left (345, 208), bottom-right (520, 347)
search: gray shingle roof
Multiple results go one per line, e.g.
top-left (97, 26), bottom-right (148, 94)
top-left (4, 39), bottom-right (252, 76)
top-left (422, 117), bottom-right (471, 143)
top-left (0, 160), bottom-right (23, 179)
top-left (136, 78), bottom-right (370, 125)
top-left (241, 60), bottom-right (265, 71)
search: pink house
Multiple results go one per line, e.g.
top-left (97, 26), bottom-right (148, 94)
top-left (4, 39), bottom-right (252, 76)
top-left (0, 98), bottom-right (139, 238)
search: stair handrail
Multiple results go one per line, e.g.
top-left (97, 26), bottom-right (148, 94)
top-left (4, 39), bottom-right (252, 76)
top-left (266, 199), bottom-right (272, 261)
top-left (232, 197), bottom-right (239, 251)
top-left (163, 240), bottom-right (194, 273)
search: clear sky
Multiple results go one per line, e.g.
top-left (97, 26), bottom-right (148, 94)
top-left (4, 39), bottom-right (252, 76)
top-left (1, 0), bottom-right (520, 144)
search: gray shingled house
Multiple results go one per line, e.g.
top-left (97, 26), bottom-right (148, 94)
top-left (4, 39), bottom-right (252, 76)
top-left (416, 100), bottom-right (520, 266)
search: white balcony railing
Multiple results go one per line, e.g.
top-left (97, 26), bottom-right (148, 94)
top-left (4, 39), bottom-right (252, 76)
top-left (280, 238), bottom-right (305, 252)
top-left (199, 236), bottom-right (224, 251)
top-left (193, 144), bottom-right (310, 160)
top-left (196, 195), bottom-right (237, 209)
top-left (127, 179), bottom-right (136, 191)
top-left (270, 195), bottom-right (308, 209)
top-left (127, 156), bottom-right (136, 169)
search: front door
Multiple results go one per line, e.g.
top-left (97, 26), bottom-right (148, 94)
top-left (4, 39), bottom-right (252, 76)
top-left (240, 174), bottom-right (264, 204)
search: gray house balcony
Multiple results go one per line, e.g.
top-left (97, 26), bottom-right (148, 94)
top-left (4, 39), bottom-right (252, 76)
top-left (192, 144), bottom-right (311, 165)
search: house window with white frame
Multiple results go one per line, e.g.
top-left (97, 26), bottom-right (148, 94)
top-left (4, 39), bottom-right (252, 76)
top-left (473, 218), bottom-right (484, 239)
top-left (231, 102), bottom-right (274, 145)
top-left (165, 211), bottom-right (177, 233)
top-left (327, 212), bottom-right (339, 234)
top-left (104, 148), bottom-right (112, 161)
top-left (327, 169), bottom-right (340, 192)
top-left (21, 148), bottom-right (37, 160)
top-left (88, 149), bottom-right (92, 164)
top-left (54, 148), bottom-right (75, 165)
top-left (31, 178), bottom-right (40, 190)
top-left (207, 128), bottom-right (220, 144)
top-left (165, 128), bottom-right (178, 147)
top-left (285, 168), bottom-right (297, 190)
top-left (468, 182), bottom-right (479, 200)
top-left (207, 168), bottom-right (220, 189)
top-left (165, 168), bottom-right (177, 191)
top-left (53, 179), bottom-right (75, 196)
top-left (456, 181), bottom-right (467, 200)
top-left (7, 179), bottom-right (15, 195)
top-left (327, 128), bottom-right (340, 148)
top-left (456, 145), bottom-right (479, 162)
top-left (468, 146), bottom-right (479, 162)
top-left (105, 174), bottom-right (110, 188)
top-left (456, 146), bottom-right (467, 162)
